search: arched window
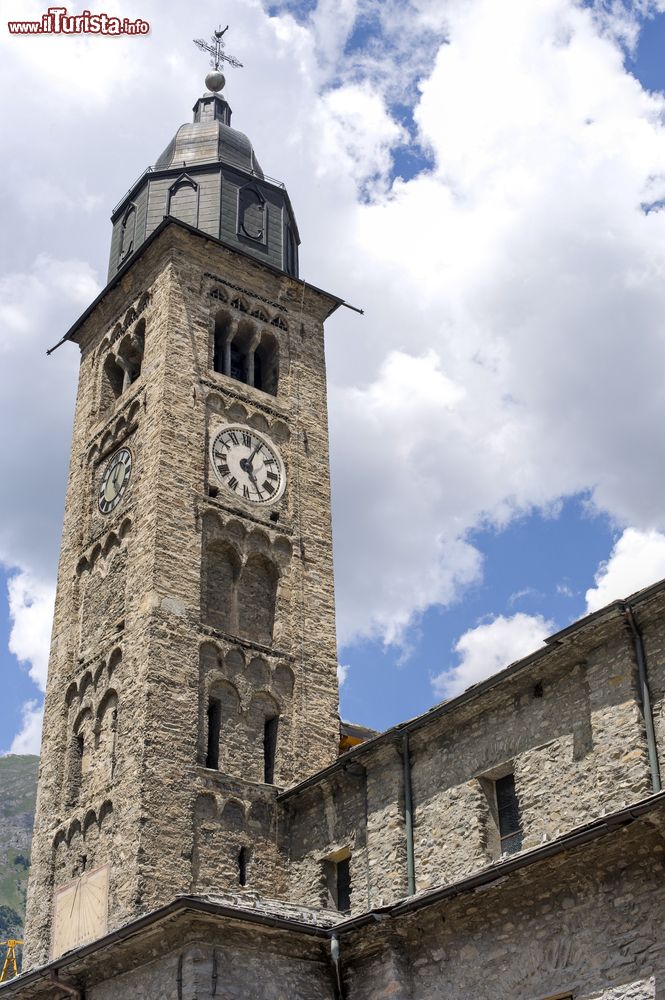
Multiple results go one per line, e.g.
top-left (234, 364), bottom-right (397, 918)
top-left (213, 312), bottom-right (232, 375)
top-left (248, 692), bottom-right (280, 784)
top-left (203, 539), bottom-right (240, 633)
top-left (237, 555), bottom-right (278, 645)
top-left (238, 185), bottom-right (265, 243)
top-left (203, 680), bottom-right (241, 772)
top-left (205, 697), bottom-right (221, 769)
top-left (220, 799), bottom-right (246, 832)
top-left (254, 332), bottom-right (279, 396)
top-left (67, 709), bottom-right (92, 804)
top-left (101, 354), bottom-right (124, 414)
top-left (263, 716), bottom-right (278, 784)
top-left (167, 174), bottom-right (198, 227)
top-left (96, 691), bottom-right (118, 779)
top-left (212, 312), bottom-right (279, 396)
top-left (119, 204), bottom-right (136, 264)
top-left (100, 321), bottom-right (145, 415)
top-left (116, 322), bottom-right (144, 389)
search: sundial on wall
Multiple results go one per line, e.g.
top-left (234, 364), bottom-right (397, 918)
top-left (51, 863), bottom-right (109, 959)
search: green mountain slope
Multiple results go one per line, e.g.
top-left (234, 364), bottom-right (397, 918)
top-left (0, 755), bottom-right (38, 942)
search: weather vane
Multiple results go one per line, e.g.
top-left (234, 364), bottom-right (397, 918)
top-left (193, 25), bottom-right (243, 93)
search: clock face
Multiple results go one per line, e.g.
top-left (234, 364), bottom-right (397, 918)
top-left (98, 447), bottom-right (132, 515)
top-left (211, 425), bottom-right (285, 504)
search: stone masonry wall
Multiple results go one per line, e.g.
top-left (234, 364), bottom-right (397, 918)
top-left (25, 220), bottom-right (342, 965)
top-left (284, 604), bottom-right (661, 913)
top-left (343, 809), bottom-right (665, 1000)
top-left (24, 258), bottom-right (167, 967)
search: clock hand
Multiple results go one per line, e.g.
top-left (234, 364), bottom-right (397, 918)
top-left (247, 466), bottom-right (261, 494)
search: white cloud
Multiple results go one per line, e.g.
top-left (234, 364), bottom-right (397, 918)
top-left (4, 0), bottom-right (665, 725)
top-left (331, 350), bottom-right (483, 645)
top-left (7, 571), bottom-right (56, 693)
top-left (0, 256), bottom-right (97, 578)
top-left (585, 528), bottom-right (665, 612)
top-left (8, 700), bottom-right (43, 756)
top-left (433, 612), bottom-right (553, 700)
top-left (337, 663), bottom-right (350, 686)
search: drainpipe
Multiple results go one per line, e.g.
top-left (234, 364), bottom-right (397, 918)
top-left (330, 934), bottom-right (344, 1000)
top-left (623, 603), bottom-right (661, 793)
top-left (402, 733), bottom-right (416, 896)
top-left (48, 969), bottom-right (83, 1000)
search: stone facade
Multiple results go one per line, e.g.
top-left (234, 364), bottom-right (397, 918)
top-left (8, 79), bottom-right (665, 1000)
top-left (23, 219), bottom-right (341, 969)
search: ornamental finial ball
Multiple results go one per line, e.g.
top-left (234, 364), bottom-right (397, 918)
top-left (205, 69), bottom-right (226, 93)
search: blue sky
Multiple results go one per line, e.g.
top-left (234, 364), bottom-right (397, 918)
top-left (4, 0), bottom-right (665, 752)
top-left (339, 495), bottom-right (616, 731)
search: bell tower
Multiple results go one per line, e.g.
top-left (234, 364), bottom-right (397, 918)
top-left (23, 39), bottom-right (342, 968)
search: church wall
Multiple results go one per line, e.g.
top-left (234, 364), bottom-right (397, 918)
top-left (89, 927), bottom-right (335, 1000)
top-left (342, 809), bottom-right (665, 1000)
top-left (410, 622), bottom-right (650, 891)
top-left (639, 596), bottom-right (665, 784)
top-left (282, 609), bottom-right (656, 916)
top-left (287, 773), bottom-right (369, 914)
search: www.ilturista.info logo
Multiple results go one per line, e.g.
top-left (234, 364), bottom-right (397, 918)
top-left (8, 7), bottom-right (150, 34)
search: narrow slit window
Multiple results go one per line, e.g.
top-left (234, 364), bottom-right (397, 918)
top-left (238, 846), bottom-right (249, 886)
top-left (495, 773), bottom-right (522, 854)
top-left (336, 857), bottom-right (351, 912)
top-left (263, 716), bottom-right (278, 784)
top-left (206, 698), bottom-right (221, 770)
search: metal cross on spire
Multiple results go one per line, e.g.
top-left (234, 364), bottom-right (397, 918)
top-left (193, 25), bottom-right (243, 72)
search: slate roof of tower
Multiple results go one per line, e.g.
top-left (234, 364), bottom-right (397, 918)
top-left (154, 116), bottom-right (264, 176)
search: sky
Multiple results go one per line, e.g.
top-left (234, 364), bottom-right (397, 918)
top-left (4, 0), bottom-right (665, 751)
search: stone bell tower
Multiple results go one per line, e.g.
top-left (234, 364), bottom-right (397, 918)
top-left (23, 38), bottom-right (342, 969)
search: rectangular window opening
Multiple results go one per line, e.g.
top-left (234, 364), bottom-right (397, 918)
top-left (264, 716), bottom-right (278, 784)
top-left (323, 852), bottom-right (352, 913)
top-left (336, 856), bottom-right (351, 912)
top-left (495, 773), bottom-right (522, 855)
top-left (206, 698), bottom-right (221, 770)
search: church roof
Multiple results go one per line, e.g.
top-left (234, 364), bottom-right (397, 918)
top-left (106, 90), bottom-right (298, 280)
top-left (153, 94), bottom-right (264, 177)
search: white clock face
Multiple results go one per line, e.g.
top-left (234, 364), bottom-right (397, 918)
top-left (98, 447), bottom-right (132, 515)
top-left (211, 425), bottom-right (285, 504)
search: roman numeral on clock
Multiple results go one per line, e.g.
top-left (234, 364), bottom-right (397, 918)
top-left (228, 476), bottom-right (239, 491)
top-left (242, 431), bottom-right (252, 447)
top-left (262, 480), bottom-right (275, 495)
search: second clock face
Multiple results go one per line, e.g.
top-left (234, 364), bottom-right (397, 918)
top-left (98, 447), bottom-right (132, 515)
top-left (211, 425), bottom-right (285, 504)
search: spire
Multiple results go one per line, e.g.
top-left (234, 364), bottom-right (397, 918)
top-left (107, 23), bottom-right (300, 280)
